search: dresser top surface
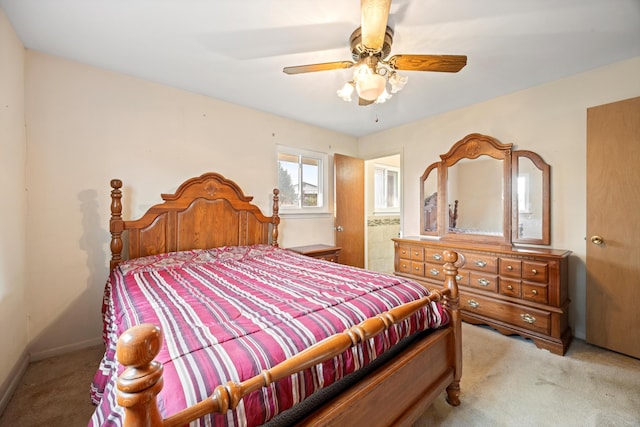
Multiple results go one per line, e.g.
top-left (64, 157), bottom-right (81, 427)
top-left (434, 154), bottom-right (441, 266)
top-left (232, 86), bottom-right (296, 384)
top-left (394, 236), bottom-right (571, 258)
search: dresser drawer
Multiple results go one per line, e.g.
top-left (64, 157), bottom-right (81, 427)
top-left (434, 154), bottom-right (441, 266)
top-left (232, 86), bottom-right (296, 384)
top-left (499, 258), bottom-right (522, 278)
top-left (316, 253), bottom-right (339, 263)
top-left (398, 245), bottom-right (411, 259)
top-left (464, 253), bottom-right (498, 274)
top-left (425, 248), bottom-right (446, 264)
top-left (410, 261), bottom-right (425, 277)
top-left (522, 282), bottom-right (548, 304)
top-left (522, 261), bottom-right (549, 283)
top-left (410, 247), bottom-right (425, 261)
top-left (454, 269), bottom-right (470, 286)
top-left (499, 278), bottom-right (522, 298)
top-left (424, 262), bottom-right (445, 282)
top-left (469, 272), bottom-right (498, 292)
top-left (398, 258), bottom-right (412, 274)
top-left (461, 292), bottom-right (551, 335)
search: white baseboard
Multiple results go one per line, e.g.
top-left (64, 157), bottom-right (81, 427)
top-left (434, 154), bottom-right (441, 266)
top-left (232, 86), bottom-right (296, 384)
top-left (0, 350), bottom-right (29, 417)
top-left (30, 336), bottom-right (103, 362)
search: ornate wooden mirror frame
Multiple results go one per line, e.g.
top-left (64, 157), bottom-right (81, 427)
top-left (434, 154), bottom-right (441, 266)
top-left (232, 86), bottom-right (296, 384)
top-left (420, 133), bottom-right (551, 246)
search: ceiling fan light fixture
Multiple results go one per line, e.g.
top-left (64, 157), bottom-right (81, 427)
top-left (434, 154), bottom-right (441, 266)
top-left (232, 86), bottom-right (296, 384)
top-left (284, 1), bottom-right (467, 107)
top-left (337, 82), bottom-right (355, 102)
top-left (353, 64), bottom-right (386, 101)
top-left (374, 88), bottom-right (392, 104)
top-left (356, 73), bottom-right (386, 101)
top-left (388, 72), bottom-right (408, 93)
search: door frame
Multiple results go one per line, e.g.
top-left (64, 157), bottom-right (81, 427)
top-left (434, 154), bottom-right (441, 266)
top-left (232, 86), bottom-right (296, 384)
top-left (363, 150), bottom-right (404, 270)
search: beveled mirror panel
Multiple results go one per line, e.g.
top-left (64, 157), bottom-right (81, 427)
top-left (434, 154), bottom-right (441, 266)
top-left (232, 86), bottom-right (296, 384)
top-left (448, 155), bottom-right (504, 236)
top-left (420, 162), bottom-right (439, 235)
top-left (512, 150), bottom-right (550, 245)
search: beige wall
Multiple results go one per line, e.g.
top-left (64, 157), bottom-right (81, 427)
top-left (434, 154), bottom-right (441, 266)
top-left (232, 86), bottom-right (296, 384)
top-left (359, 56), bottom-right (640, 340)
top-left (0, 9), bottom-right (28, 410)
top-left (24, 51), bottom-right (358, 357)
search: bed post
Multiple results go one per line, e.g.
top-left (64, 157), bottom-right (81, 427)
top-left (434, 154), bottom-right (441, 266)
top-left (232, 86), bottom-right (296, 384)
top-left (116, 324), bottom-right (164, 427)
top-left (110, 179), bottom-right (124, 271)
top-left (442, 250), bottom-right (462, 406)
top-left (271, 188), bottom-right (280, 247)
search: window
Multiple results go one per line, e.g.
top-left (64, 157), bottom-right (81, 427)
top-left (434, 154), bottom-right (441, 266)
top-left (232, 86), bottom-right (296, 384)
top-left (277, 146), bottom-right (328, 214)
top-left (374, 164), bottom-right (400, 213)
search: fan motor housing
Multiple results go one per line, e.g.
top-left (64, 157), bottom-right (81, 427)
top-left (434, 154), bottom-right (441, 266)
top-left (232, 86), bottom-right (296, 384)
top-left (350, 26), bottom-right (394, 60)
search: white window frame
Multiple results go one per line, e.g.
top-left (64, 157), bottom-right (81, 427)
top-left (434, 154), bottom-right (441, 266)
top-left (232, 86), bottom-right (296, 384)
top-left (374, 163), bottom-right (400, 214)
top-left (276, 145), bottom-right (329, 215)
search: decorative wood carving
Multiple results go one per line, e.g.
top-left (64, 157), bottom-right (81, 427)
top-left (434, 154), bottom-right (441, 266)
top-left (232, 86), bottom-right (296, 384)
top-left (109, 172), bottom-right (280, 270)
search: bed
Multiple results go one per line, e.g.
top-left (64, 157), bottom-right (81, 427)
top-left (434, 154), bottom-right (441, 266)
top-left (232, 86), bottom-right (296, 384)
top-left (90, 172), bottom-right (462, 427)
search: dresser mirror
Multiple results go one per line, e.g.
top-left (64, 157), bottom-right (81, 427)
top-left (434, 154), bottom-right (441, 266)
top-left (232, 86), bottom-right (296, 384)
top-left (512, 150), bottom-right (550, 245)
top-left (420, 162), bottom-right (439, 235)
top-left (420, 133), bottom-right (551, 246)
top-left (447, 156), bottom-right (504, 237)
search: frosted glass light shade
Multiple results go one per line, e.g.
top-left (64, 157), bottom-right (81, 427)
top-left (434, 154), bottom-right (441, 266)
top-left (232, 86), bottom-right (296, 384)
top-left (356, 73), bottom-right (386, 101)
top-left (337, 82), bottom-right (355, 102)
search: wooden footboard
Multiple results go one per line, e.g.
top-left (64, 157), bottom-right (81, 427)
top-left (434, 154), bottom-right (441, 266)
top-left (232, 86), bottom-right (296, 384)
top-left (114, 251), bottom-right (461, 427)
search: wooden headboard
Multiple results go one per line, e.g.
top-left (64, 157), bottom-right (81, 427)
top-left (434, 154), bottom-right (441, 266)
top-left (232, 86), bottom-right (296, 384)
top-left (109, 172), bottom-right (280, 270)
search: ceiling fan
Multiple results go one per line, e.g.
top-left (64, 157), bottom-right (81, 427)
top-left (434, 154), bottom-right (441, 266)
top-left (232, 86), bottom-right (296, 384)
top-left (283, 0), bottom-right (467, 105)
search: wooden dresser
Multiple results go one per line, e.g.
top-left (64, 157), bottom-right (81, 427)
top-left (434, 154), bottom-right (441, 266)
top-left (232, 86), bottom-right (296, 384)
top-left (393, 237), bottom-right (572, 355)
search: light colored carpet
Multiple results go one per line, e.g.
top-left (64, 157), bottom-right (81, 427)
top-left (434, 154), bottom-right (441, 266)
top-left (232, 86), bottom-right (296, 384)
top-left (416, 323), bottom-right (640, 427)
top-left (1, 323), bottom-right (638, 426)
top-left (0, 344), bottom-right (104, 426)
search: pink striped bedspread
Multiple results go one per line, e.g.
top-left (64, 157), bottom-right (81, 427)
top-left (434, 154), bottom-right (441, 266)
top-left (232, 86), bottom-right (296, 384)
top-left (89, 244), bottom-right (449, 426)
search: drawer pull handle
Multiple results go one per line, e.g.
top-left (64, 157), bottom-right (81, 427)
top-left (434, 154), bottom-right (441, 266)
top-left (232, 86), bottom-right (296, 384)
top-left (506, 265), bottom-right (513, 271)
top-left (455, 274), bottom-right (463, 281)
top-left (468, 300), bottom-right (480, 308)
top-left (401, 263), bottom-right (408, 269)
top-left (475, 260), bottom-right (487, 268)
top-left (430, 268), bottom-right (440, 276)
top-left (414, 266), bottom-right (421, 271)
top-left (432, 253), bottom-right (443, 261)
top-left (531, 269), bottom-right (538, 274)
top-left (531, 289), bottom-right (538, 296)
top-left (401, 250), bottom-right (408, 256)
top-left (507, 285), bottom-right (513, 290)
top-left (477, 278), bottom-right (491, 287)
top-left (521, 313), bottom-right (536, 324)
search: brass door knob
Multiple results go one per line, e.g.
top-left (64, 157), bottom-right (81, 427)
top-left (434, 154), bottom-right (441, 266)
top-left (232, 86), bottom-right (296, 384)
top-left (590, 235), bottom-right (604, 245)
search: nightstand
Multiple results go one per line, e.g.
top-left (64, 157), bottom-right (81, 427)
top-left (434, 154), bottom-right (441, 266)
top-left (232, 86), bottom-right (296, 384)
top-left (288, 244), bottom-right (341, 263)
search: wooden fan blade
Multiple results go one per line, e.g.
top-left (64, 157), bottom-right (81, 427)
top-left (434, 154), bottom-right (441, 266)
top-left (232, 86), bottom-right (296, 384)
top-left (388, 55), bottom-right (467, 72)
top-left (283, 61), bottom-right (354, 75)
top-left (359, 97), bottom-right (375, 106)
top-left (361, 0), bottom-right (392, 51)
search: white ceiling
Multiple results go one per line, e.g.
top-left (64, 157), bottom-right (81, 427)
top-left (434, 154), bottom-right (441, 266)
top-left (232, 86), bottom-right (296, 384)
top-left (2, 0), bottom-right (639, 137)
